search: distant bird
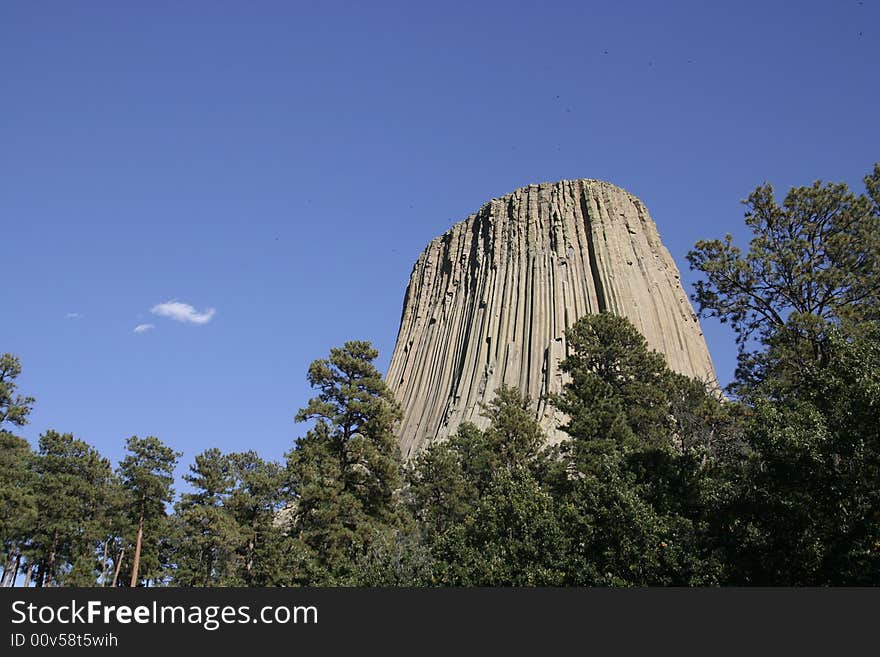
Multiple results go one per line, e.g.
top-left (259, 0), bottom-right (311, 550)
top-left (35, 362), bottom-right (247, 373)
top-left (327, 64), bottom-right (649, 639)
top-left (603, 50), bottom-right (608, 55)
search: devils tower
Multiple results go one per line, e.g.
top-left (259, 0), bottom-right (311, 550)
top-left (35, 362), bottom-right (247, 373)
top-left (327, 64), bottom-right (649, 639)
top-left (386, 179), bottom-right (716, 458)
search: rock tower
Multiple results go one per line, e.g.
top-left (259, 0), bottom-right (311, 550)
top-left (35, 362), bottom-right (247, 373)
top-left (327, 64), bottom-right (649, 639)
top-left (387, 179), bottom-right (716, 458)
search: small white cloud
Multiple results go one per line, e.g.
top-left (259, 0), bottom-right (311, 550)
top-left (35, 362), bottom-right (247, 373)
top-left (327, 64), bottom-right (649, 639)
top-left (66, 312), bottom-right (83, 319)
top-left (151, 301), bottom-right (216, 325)
top-left (134, 324), bottom-right (155, 334)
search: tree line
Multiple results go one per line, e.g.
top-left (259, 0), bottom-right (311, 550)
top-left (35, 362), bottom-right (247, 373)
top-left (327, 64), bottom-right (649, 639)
top-left (1, 164), bottom-right (878, 586)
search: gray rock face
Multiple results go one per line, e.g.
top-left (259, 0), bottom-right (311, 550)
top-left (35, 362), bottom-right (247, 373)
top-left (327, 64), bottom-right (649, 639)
top-left (386, 179), bottom-right (716, 458)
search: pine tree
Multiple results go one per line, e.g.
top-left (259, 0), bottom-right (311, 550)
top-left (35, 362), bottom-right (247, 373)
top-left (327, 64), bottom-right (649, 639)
top-left (549, 313), bottom-right (727, 585)
top-left (30, 431), bottom-right (112, 586)
top-left (689, 165), bottom-right (880, 584)
top-left (118, 436), bottom-right (179, 587)
top-left (172, 449), bottom-right (238, 586)
top-left (96, 475), bottom-right (131, 587)
top-left (480, 385), bottom-right (545, 469)
top-left (0, 432), bottom-right (36, 586)
top-left (407, 386), bottom-right (568, 585)
top-left (0, 354), bottom-right (36, 586)
top-left (687, 163), bottom-right (880, 391)
top-left (285, 341), bottom-right (405, 583)
top-left (714, 322), bottom-right (880, 585)
top-left (0, 354), bottom-right (35, 429)
top-left (432, 466), bottom-right (566, 586)
top-left (225, 451), bottom-right (288, 585)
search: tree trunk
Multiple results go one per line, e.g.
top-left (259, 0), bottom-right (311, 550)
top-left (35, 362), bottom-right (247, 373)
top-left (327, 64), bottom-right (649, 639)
top-left (111, 549), bottom-right (125, 587)
top-left (8, 552), bottom-right (22, 587)
top-left (130, 512), bottom-right (144, 587)
top-left (246, 533), bottom-right (255, 585)
top-left (0, 555), bottom-right (8, 587)
top-left (100, 540), bottom-right (110, 587)
top-left (23, 563), bottom-right (34, 588)
top-left (45, 529), bottom-right (59, 587)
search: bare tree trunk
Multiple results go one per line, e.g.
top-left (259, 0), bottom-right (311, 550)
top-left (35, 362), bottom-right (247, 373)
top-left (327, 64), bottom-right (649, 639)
top-left (111, 549), bottom-right (125, 587)
top-left (8, 552), bottom-right (22, 587)
top-left (130, 512), bottom-right (144, 587)
top-left (100, 540), bottom-right (110, 587)
top-left (45, 530), bottom-right (59, 587)
top-left (23, 563), bottom-right (34, 588)
top-left (246, 535), bottom-right (255, 584)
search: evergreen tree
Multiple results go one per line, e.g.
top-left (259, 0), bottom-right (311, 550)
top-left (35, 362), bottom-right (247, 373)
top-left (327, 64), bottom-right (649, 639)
top-left (408, 387), bottom-right (548, 544)
top-left (432, 466), bottom-right (566, 586)
top-left (407, 387), bottom-right (569, 585)
top-left (688, 165), bottom-right (880, 584)
top-left (172, 449), bottom-right (238, 586)
top-left (0, 354), bottom-right (36, 586)
top-left (407, 431), bottom-right (481, 544)
top-left (118, 436), bottom-right (179, 586)
top-left (549, 313), bottom-right (727, 585)
top-left (714, 322), bottom-right (880, 584)
top-left (30, 431), bottom-right (112, 586)
top-left (0, 432), bottom-right (36, 586)
top-left (480, 385), bottom-right (545, 469)
top-left (225, 451), bottom-right (288, 585)
top-left (285, 341), bottom-right (405, 583)
top-left (0, 354), bottom-right (35, 429)
top-left (687, 163), bottom-right (880, 391)
top-left (97, 475), bottom-right (132, 587)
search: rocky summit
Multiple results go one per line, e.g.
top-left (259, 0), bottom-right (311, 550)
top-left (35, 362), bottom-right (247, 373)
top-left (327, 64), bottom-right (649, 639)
top-left (386, 179), bottom-right (716, 458)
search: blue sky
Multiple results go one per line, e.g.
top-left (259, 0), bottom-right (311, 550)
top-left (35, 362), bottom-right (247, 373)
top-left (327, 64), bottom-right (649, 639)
top-left (2, 1), bottom-right (877, 482)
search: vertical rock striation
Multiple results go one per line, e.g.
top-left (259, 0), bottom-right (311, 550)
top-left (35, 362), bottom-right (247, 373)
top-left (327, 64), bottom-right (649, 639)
top-left (387, 179), bottom-right (716, 458)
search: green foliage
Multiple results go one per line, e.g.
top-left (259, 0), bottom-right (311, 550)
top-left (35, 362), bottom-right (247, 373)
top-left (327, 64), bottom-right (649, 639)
top-left (224, 451), bottom-right (289, 585)
top-left (554, 313), bottom-right (676, 459)
top-left (172, 449), bottom-right (238, 586)
top-left (30, 431), bottom-right (113, 586)
top-left (346, 529), bottom-right (435, 586)
top-left (480, 385), bottom-right (545, 468)
top-left (0, 432), bottom-right (36, 584)
top-left (687, 164), bottom-right (880, 389)
top-left (0, 354), bottom-right (35, 429)
top-left (548, 313), bottom-right (728, 585)
top-left (687, 165), bottom-right (880, 584)
top-left (432, 466), bottom-right (566, 586)
top-left (285, 341), bottom-right (407, 583)
top-left (715, 323), bottom-right (880, 584)
top-left (98, 475), bottom-right (133, 586)
top-left (169, 448), bottom-right (292, 587)
top-left (408, 387), bottom-right (567, 585)
top-left (406, 431), bottom-right (481, 542)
